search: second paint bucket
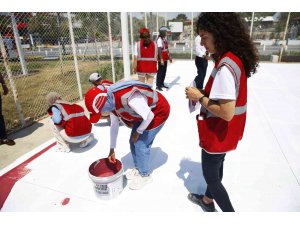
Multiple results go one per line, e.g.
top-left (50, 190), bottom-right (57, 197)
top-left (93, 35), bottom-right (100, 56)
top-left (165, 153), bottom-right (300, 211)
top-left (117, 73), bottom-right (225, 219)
top-left (88, 158), bottom-right (124, 200)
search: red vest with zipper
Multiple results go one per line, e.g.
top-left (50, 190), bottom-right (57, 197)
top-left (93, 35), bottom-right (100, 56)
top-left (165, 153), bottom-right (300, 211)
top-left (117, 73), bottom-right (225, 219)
top-left (157, 37), bottom-right (170, 61)
top-left (112, 85), bottom-right (170, 130)
top-left (48, 103), bottom-right (92, 137)
top-left (197, 51), bottom-right (247, 153)
top-left (137, 40), bottom-right (157, 74)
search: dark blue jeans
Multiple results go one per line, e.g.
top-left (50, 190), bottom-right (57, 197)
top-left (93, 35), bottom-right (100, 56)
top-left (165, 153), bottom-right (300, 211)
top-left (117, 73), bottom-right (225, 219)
top-left (156, 60), bottom-right (168, 88)
top-left (194, 56), bottom-right (208, 89)
top-left (202, 149), bottom-right (235, 212)
top-left (0, 94), bottom-right (8, 139)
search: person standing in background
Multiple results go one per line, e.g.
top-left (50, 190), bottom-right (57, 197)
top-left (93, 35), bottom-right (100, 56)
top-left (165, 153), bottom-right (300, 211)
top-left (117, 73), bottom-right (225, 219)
top-left (156, 26), bottom-right (172, 91)
top-left (133, 28), bottom-right (158, 87)
top-left (0, 73), bottom-right (15, 146)
top-left (194, 34), bottom-right (210, 89)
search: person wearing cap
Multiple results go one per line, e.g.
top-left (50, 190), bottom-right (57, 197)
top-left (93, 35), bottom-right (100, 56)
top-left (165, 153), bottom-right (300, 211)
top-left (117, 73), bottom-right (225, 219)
top-left (156, 26), bottom-right (172, 91)
top-left (89, 72), bottom-right (114, 88)
top-left (85, 80), bottom-right (170, 190)
top-left (46, 92), bottom-right (94, 152)
top-left (0, 72), bottom-right (15, 146)
top-left (133, 28), bottom-right (158, 87)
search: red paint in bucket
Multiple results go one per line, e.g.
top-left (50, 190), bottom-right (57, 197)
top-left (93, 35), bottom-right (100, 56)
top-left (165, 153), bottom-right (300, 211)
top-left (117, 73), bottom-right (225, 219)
top-left (89, 158), bottom-right (122, 177)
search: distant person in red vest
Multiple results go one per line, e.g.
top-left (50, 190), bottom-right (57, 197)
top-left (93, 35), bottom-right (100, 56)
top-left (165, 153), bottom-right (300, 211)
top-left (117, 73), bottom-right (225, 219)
top-left (0, 73), bottom-right (15, 146)
top-left (133, 28), bottom-right (158, 87)
top-left (185, 13), bottom-right (259, 212)
top-left (46, 92), bottom-right (94, 152)
top-left (156, 26), bottom-right (172, 91)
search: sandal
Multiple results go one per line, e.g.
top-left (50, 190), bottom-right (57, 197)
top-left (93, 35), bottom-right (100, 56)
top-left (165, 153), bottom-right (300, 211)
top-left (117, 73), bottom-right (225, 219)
top-left (187, 193), bottom-right (216, 212)
top-left (1, 138), bottom-right (16, 146)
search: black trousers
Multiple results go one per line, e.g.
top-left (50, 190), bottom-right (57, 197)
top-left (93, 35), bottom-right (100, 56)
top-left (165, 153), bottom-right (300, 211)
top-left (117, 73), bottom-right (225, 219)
top-left (0, 94), bottom-right (8, 139)
top-left (194, 56), bottom-right (208, 89)
top-left (156, 60), bottom-right (168, 88)
top-left (202, 149), bottom-right (235, 212)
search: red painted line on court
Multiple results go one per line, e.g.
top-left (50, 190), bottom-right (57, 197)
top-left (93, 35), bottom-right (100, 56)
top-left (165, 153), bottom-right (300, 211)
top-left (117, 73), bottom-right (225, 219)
top-left (0, 142), bottom-right (56, 210)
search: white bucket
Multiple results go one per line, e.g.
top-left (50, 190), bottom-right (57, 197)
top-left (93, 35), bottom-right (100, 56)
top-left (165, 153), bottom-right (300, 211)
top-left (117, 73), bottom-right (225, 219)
top-left (88, 158), bottom-right (124, 200)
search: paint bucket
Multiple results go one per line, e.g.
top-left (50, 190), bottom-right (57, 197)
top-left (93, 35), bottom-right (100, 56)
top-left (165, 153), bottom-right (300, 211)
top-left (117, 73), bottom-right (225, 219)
top-left (88, 158), bottom-right (124, 200)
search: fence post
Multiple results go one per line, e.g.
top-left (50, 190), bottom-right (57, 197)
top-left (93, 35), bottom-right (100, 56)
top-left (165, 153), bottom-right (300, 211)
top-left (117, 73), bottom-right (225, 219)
top-left (121, 12), bottom-right (131, 80)
top-left (190, 12), bottom-right (194, 60)
top-left (279, 12), bottom-right (291, 62)
top-left (130, 13), bottom-right (134, 61)
top-left (145, 12), bottom-right (147, 28)
top-left (107, 12), bottom-right (116, 83)
top-left (250, 12), bottom-right (254, 38)
top-left (67, 12), bottom-right (83, 100)
top-left (11, 13), bottom-right (28, 75)
top-left (0, 33), bottom-right (25, 126)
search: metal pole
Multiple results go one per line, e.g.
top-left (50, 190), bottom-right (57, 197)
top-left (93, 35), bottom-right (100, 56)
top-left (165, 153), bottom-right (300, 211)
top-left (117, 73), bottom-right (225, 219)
top-left (121, 12), bottom-right (131, 80)
top-left (11, 13), bottom-right (28, 75)
top-left (156, 12), bottom-right (159, 33)
top-left (250, 12), bottom-right (254, 38)
top-left (145, 12), bottom-right (147, 28)
top-left (130, 12), bottom-right (134, 61)
top-left (67, 12), bottom-right (83, 99)
top-left (107, 12), bottom-right (116, 83)
top-left (279, 12), bottom-right (291, 62)
top-left (190, 12), bottom-right (194, 60)
top-left (165, 12), bottom-right (167, 26)
top-left (0, 33), bottom-right (25, 126)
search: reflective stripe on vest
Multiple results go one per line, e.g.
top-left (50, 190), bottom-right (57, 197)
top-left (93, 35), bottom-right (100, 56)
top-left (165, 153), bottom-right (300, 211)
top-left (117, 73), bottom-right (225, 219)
top-left (53, 103), bottom-right (85, 121)
top-left (115, 86), bottom-right (158, 119)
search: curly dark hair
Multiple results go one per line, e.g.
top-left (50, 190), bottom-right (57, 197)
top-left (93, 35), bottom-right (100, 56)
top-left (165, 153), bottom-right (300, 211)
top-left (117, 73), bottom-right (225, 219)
top-left (196, 12), bottom-right (259, 78)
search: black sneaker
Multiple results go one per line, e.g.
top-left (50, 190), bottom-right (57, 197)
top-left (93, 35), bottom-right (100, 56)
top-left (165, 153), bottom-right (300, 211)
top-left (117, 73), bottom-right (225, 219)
top-left (156, 87), bottom-right (163, 91)
top-left (188, 193), bottom-right (216, 212)
top-left (162, 84), bottom-right (169, 89)
top-left (0, 138), bottom-right (16, 146)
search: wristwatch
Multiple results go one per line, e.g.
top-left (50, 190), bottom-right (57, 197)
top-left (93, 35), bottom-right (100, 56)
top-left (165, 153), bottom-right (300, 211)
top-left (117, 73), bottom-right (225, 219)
top-left (199, 95), bottom-right (206, 103)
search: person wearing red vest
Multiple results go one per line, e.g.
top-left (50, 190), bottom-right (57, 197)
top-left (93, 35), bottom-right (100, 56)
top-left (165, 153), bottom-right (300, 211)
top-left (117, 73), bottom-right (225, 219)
top-left (133, 28), bottom-right (158, 87)
top-left (156, 26), bottom-right (172, 91)
top-left (185, 13), bottom-right (259, 212)
top-left (46, 92), bottom-right (94, 152)
top-left (85, 80), bottom-right (170, 190)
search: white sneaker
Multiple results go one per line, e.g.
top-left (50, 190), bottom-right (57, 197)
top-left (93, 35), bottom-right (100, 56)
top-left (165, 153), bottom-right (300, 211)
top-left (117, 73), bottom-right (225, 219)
top-left (125, 168), bottom-right (139, 180)
top-left (129, 174), bottom-right (153, 190)
top-left (79, 134), bottom-right (94, 148)
top-left (57, 144), bottom-right (71, 153)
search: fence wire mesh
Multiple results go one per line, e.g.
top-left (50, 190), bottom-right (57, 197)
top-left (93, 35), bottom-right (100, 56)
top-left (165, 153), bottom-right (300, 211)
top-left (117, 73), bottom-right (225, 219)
top-left (0, 12), bottom-right (300, 133)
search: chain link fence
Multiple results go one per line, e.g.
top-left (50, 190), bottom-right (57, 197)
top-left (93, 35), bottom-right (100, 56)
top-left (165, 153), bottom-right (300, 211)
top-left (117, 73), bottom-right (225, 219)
top-left (1, 12), bottom-right (300, 133)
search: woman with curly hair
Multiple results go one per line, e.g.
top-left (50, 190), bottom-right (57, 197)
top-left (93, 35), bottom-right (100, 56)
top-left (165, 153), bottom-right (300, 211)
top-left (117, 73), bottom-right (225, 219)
top-left (185, 13), bottom-right (259, 212)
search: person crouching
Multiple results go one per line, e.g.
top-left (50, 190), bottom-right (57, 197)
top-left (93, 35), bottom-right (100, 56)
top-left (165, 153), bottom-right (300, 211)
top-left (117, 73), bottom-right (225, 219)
top-left (46, 92), bottom-right (94, 152)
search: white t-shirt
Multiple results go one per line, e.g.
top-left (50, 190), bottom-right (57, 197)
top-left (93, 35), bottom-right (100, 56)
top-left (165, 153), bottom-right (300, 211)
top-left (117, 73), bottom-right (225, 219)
top-left (209, 66), bottom-right (236, 101)
top-left (109, 91), bottom-right (154, 149)
top-left (195, 35), bottom-right (206, 58)
top-left (134, 42), bottom-right (138, 56)
top-left (157, 37), bottom-right (163, 48)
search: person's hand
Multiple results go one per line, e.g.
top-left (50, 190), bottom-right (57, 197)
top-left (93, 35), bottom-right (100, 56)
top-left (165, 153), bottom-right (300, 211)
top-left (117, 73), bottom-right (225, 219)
top-left (108, 148), bottom-right (116, 164)
top-left (2, 84), bottom-right (8, 95)
top-left (185, 87), bottom-right (202, 101)
top-left (133, 66), bottom-right (137, 74)
top-left (160, 59), bottom-right (164, 65)
top-left (169, 58), bottom-right (172, 63)
top-left (131, 131), bottom-right (140, 144)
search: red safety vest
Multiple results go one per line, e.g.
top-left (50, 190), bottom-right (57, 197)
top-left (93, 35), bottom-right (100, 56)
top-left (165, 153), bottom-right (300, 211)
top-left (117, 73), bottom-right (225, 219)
top-left (137, 40), bottom-right (157, 74)
top-left (48, 103), bottom-right (92, 137)
top-left (197, 51), bottom-right (247, 153)
top-left (112, 85), bottom-right (170, 130)
top-left (157, 37), bottom-right (170, 61)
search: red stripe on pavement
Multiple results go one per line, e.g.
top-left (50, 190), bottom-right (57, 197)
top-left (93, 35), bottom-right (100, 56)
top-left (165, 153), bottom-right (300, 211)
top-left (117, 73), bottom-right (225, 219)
top-left (0, 142), bottom-right (56, 210)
